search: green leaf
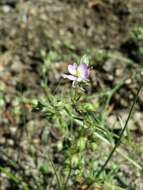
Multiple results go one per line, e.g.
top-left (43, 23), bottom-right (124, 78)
top-left (77, 137), bottom-right (87, 152)
top-left (40, 164), bottom-right (49, 175)
top-left (80, 54), bottom-right (89, 65)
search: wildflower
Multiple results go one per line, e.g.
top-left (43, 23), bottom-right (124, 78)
top-left (63, 63), bottom-right (90, 84)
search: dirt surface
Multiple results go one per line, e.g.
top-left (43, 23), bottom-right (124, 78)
top-left (0, 0), bottom-right (143, 189)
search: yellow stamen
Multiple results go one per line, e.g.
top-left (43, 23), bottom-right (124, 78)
top-left (75, 71), bottom-right (81, 77)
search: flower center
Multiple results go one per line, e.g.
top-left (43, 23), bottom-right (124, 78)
top-left (75, 70), bottom-right (81, 78)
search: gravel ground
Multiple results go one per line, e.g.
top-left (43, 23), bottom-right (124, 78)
top-left (0, 0), bottom-right (143, 189)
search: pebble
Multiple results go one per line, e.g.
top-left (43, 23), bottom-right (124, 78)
top-left (103, 59), bottom-right (115, 72)
top-left (7, 139), bottom-right (14, 146)
top-left (108, 112), bottom-right (135, 130)
top-left (125, 78), bottom-right (132, 85)
top-left (10, 57), bottom-right (23, 73)
top-left (134, 112), bottom-right (143, 133)
top-left (0, 137), bottom-right (6, 144)
top-left (2, 5), bottom-right (11, 13)
top-left (9, 126), bottom-right (17, 135)
top-left (115, 68), bottom-right (123, 77)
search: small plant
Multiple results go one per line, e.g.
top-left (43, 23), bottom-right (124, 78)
top-left (1, 52), bottom-right (142, 190)
top-left (132, 26), bottom-right (143, 56)
top-left (30, 54), bottom-right (143, 189)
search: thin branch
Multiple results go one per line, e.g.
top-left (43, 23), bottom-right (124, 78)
top-left (86, 84), bottom-right (142, 189)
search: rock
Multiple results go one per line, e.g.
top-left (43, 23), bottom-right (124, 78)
top-left (103, 59), bottom-right (115, 72)
top-left (9, 126), bottom-right (17, 135)
top-left (0, 137), bottom-right (6, 144)
top-left (115, 68), bottom-right (123, 77)
top-left (2, 5), bottom-right (11, 13)
top-left (10, 56), bottom-right (24, 73)
top-left (108, 111), bottom-right (136, 130)
top-left (133, 111), bottom-right (143, 133)
top-left (7, 139), bottom-right (14, 146)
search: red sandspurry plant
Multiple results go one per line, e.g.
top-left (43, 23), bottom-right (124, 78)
top-left (31, 54), bottom-right (143, 190)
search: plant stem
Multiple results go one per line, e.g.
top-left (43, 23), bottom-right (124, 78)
top-left (48, 154), bottom-right (62, 190)
top-left (86, 84), bottom-right (142, 189)
top-left (0, 167), bottom-right (30, 190)
top-left (63, 159), bottom-right (72, 190)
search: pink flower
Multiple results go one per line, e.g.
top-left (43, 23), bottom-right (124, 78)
top-left (63, 63), bottom-right (90, 83)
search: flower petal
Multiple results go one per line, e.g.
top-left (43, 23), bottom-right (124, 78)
top-left (77, 63), bottom-right (89, 79)
top-left (87, 69), bottom-right (90, 77)
top-left (68, 64), bottom-right (77, 75)
top-left (62, 74), bottom-right (77, 81)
